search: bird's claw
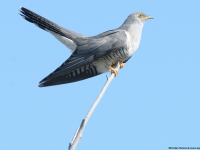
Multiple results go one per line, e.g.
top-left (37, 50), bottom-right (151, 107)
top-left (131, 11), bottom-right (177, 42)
top-left (120, 62), bottom-right (124, 68)
top-left (110, 67), bottom-right (118, 77)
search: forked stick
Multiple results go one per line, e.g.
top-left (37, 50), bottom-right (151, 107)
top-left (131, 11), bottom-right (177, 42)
top-left (68, 62), bottom-right (120, 150)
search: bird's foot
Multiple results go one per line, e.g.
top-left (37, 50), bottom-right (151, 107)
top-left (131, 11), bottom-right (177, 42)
top-left (120, 62), bottom-right (124, 68)
top-left (110, 67), bottom-right (118, 77)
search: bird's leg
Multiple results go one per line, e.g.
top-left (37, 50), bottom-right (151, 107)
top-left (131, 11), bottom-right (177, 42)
top-left (120, 62), bottom-right (124, 68)
top-left (110, 67), bottom-right (118, 77)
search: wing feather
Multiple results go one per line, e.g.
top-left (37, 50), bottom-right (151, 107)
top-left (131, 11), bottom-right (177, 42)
top-left (40, 30), bottom-right (127, 83)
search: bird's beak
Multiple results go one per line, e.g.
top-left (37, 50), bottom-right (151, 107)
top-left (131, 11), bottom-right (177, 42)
top-left (144, 16), bottom-right (154, 20)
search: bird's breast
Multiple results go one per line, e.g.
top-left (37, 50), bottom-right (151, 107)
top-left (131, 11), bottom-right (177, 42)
top-left (129, 38), bottom-right (141, 55)
top-left (125, 25), bottom-right (143, 56)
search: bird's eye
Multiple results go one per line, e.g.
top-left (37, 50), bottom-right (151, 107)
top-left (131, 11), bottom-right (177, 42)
top-left (138, 14), bottom-right (144, 18)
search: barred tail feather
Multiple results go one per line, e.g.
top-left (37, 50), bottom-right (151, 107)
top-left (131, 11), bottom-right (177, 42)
top-left (19, 6), bottom-right (83, 40)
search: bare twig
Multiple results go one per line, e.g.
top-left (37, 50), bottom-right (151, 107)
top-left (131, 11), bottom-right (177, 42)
top-left (68, 62), bottom-right (120, 150)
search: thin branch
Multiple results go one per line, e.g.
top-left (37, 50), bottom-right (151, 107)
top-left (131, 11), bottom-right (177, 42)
top-left (68, 62), bottom-right (120, 150)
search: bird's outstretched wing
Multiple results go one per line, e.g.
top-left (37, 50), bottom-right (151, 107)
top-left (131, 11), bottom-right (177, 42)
top-left (39, 30), bottom-right (127, 86)
top-left (19, 7), bottom-right (83, 51)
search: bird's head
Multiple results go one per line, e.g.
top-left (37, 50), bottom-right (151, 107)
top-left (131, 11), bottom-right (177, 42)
top-left (119, 12), bottom-right (153, 30)
top-left (128, 12), bottom-right (154, 23)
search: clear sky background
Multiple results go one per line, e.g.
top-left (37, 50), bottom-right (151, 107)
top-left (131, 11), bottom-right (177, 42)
top-left (1, 0), bottom-right (200, 150)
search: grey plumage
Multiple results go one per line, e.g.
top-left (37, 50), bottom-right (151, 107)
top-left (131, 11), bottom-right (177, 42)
top-left (20, 7), bottom-right (83, 40)
top-left (19, 7), bottom-right (153, 87)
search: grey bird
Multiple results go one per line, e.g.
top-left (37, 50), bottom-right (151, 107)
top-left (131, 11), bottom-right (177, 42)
top-left (19, 7), bottom-right (153, 87)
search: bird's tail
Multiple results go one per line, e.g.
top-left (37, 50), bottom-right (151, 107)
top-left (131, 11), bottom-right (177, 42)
top-left (19, 6), bottom-right (82, 40)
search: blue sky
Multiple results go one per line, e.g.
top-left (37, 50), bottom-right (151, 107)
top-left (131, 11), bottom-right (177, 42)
top-left (1, 0), bottom-right (200, 150)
